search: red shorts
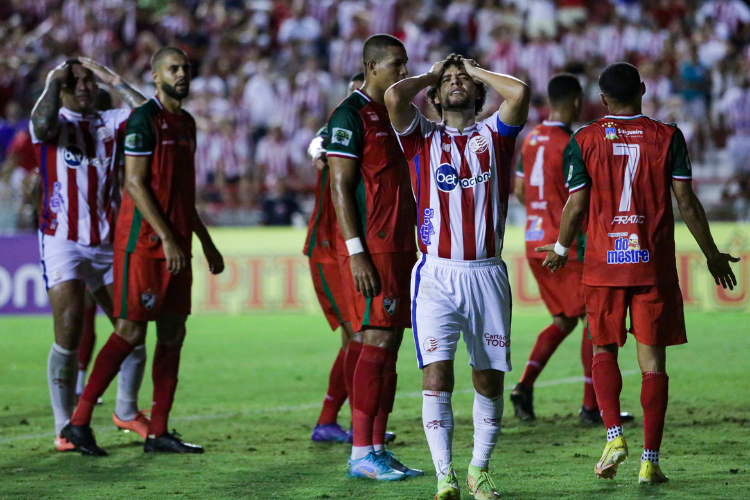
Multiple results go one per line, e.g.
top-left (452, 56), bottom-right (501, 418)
top-left (309, 259), bottom-right (351, 330)
top-left (584, 284), bottom-right (687, 348)
top-left (528, 258), bottom-right (586, 318)
top-left (338, 252), bottom-right (417, 333)
top-left (113, 250), bottom-right (192, 322)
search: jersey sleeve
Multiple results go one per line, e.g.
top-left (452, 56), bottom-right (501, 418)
top-left (564, 136), bottom-right (591, 193)
top-left (124, 106), bottom-right (156, 156)
top-left (482, 110), bottom-right (524, 137)
top-left (668, 127), bottom-right (692, 181)
top-left (29, 116), bottom-right (60, 144)
top-left (103, 108), bottom-right (133, 130)
top-left (515, 152), bottom-right (524, 177)
top-left (326, 105), bottom-right (364, 160)
top-left (395, 105), bottom-right (437, 161)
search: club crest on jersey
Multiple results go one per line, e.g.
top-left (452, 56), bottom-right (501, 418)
top-left (331, 127), bottom-right (352, 146)
top-left (607, 234), bottom-right (650, 265)
top-left (420, 208), bottom-right (435, 245)
top-left (603, 122), bottom-right (619, 140)
top-left (63, 145), bottom-right (84, 168)
top-left (49, 182), bottom-right (64, 213)
top-left (423, 337), bottom-right (439, 352)
top-left (383, 296), bottom-right (397, 316)
top-left (435, 163), bottom-right (492, 192)
top-left (141, 291), bottom-right (157, 310)
top-left (525, 216), bottom-right (544, 241)
top-left (125, 133), bottom-right (141, 149)
top-left (468, 135), bottom-right (489, 154)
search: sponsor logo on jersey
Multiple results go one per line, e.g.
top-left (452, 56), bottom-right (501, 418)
top-left (366, 112), bottom-right (379, 121)
top-left (63, 145), bottom-right (84, 167)
top-left (125, 133), bottom-right (141, 149)
top-left (525, 216), bottom-right (544, 241)
top-left (50, 182), bottom-right (64, 213)
top-left (530, 201), bottom-right (547, 210)
top-left (435, 163), bottom-right (492, 192)
top-left (423, 337), bottom-right (439, 352)
top-left (383, 296), bottom-right (397, 315)
top-left (617, 128), bottom-right (644, 137)
top-left (603, 122), bottom-right (619, 140)
top-left (607, 234), bottom-right (650, 264)
top-left (612, 215), bottom-right (645, 224)
top-left (468, 135), bottom-right (489, 154)
top-left (420, 208), bottom-right (435, 245)
top-left (141, 290), bottom-right (157, 310)
top-left (441, 142), bottom-right (451, 152)
top-left (376, 131), bottom-right (388, 137)
top-left (484, 333), bottom-right (510, 347)
top-left (331, 127), bottom-right (353, 146)
top-left (608, 232), bottom-right (628, 237)
top-left (529, 134), bottom-right (549, 146)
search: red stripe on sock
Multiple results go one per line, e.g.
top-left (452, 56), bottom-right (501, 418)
top-left (591, 352), bottom-right (622, 428)
top-left (317, 348), bottom-right (348, 426)
top-left (641, 371), bottom-right (669, 452)
top-left (519, 323), bottom-right (568, 387)
top-left (148, 343), bottom-right (183, 437)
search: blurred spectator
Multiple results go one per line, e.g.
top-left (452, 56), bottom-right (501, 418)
top-left (261, 177), bottom-right (302, 226)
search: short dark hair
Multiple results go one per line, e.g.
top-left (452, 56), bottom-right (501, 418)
top-left (547, 74), bottom-right (582, 105)
top-left (362, 34), bottom-right (404, 66)
top-left (350, 72), bottom-right (365, 82)
top-left (598, 62), bottom-right (641, 103)
top-left (426, 53), bottom-right (487, 117)
top-left (150, 47), bottom-right (189, 70)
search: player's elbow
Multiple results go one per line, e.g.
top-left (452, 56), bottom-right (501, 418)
top-left (384, 87), bottom-right (402, 114)
top-left (510, 82), bottom-right (531, 108)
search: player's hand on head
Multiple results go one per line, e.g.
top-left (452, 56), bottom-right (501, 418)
top-left (350, 253), bottom-right (381, 298)
top-left (536, 243), bottom-right (567, 273)
top-left (79, 57), bottom-right (118, 85)
top-left (47, 61), bottom-right (70, 84)
top-left (429, 60), bottom-right (446, 78)
top-left (203, 243), bottom-right (224, 275)
top-left (163, 237), bottom-right (187, 275)
top-left (707, 253), bottom-right (740, 290)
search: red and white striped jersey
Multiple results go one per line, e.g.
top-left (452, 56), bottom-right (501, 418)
top-left (397, 107), bottom-right (522, 261)
top-left (518, 42), bottom-right (565, 95)
top-left (31, 107), bottom-right (130, 246)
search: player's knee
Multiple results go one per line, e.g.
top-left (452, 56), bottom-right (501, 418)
top-left (472, 369), bottom-right (504, 398)
top-left (422, 361), bottom-right (454, 392)
top-left (115, 319), bottom-right (147, 346)
top-left (553, 315), bottom-right (578, 335)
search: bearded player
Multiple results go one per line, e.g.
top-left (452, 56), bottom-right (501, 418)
top-left (61, 47), bottom-right (224, 456)
top-left (511, 74), bottom-right (634, 426)
top-left (386, 54), bottom-right (530, 500)
top-left (327, 35), bottom-right (421, 480)
top-left (539, 62), bottom-right (739, 483)
top-left (30, 57), bottom-right (150, 451)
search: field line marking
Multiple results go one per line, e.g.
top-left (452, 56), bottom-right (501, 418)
top-left (0, 370), bottom-right (639, 444)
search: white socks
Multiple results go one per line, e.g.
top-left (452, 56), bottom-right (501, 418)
top-left (471, 391), bottom-right (504, 469)
top-left (422, 391), bottom-right (454, 480)
top-left (351, 445), bottom-right (373, 460)
top-left (48, 343), bottom-right (78, 435)
top-left (115, 344), bottom-right (147, 421)
top-left (607, 425), bottom-right (623, 442)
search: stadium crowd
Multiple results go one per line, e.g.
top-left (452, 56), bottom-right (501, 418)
top-left (1, 0), bottom-right (750, 227)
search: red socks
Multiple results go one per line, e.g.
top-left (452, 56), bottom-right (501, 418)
top-left (641, 371), bottom-right (669, 451)
top-left (317, 348), bottom-right (348, 426)
top-left (519, 323), bottom-right (568, 387)
top-left (148, 343), bottom-right (183, 437)
top-left (71, 333), bottom-right (134, 426)
top-left (344, 341), bottom-right (363, 410)
top-left (77, 303), bottom-right (97, 371)
top-left (581, 328), bottom-right (597, 410)
top-left (591, 352), bottom-right (622, 429)
top-left (351, 345), bottom-right (388, 447)
top-left (372, 349), bottom-right (398, 447)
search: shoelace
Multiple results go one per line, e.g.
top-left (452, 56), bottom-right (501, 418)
top-left (473, 470), bottom-right (498, 492)
top-left (370, 452), bottom-right (395, 470)
top-left (170, 429), bottom-right (183, 441)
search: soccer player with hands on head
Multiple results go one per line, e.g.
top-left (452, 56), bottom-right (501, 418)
top-left (30, 57), bottom-right (149, 452)
top-left (62, 47), bottom-right (224, 457)
top-left (386, 54), bottom-right (530, 500)
top-left (538, 62), bottom-right (739, 484)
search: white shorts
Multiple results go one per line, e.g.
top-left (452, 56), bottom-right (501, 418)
top-left (38, 233), bottom-right (114, 292)
top-left (411, 254), bottom-right (512, 372)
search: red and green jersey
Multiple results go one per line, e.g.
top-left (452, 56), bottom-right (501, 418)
top-left (115, 97), bottom-right (197, 259)
top-left (326, 89), bottom-right (417, 255)
top-left (565, 114), bottom-right (692, 287)
top-left (517, 121), bottom-right (584, 261)
top-left (303, 126), bottom-right (338, 263)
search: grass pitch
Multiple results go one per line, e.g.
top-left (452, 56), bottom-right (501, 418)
top-left (0, 312), bottom-right (748, 500)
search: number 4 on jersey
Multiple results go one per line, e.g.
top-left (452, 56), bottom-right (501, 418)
top-left (530, 146), bottom-right (545, 200)
top-left (614, 143), bottom-right (640, 212)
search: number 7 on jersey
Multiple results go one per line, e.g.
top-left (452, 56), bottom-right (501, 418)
top-left (614, 143), bottom-right (640, 212)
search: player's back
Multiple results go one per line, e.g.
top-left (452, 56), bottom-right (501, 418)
top-left (519, 121), bottom-right (583, 260)
top-left (304, 126), bottom-right (339, 262)
top-left (567, 114), bottom-right (691, 287)
top-left (116, 97), bottom-right (197, 259)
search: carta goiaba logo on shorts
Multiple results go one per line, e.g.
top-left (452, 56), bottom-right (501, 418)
top-left (435, 163), bottom-right (491, 192)
top-left (607, 234), bottom-right (650, 264)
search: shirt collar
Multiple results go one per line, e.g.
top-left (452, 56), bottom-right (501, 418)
top-left (443, 122), bottom-right (478, 136)
top-left (542, 120), bottom-right (566, 127)
top-left (604, 114), bottom-right (645, 119)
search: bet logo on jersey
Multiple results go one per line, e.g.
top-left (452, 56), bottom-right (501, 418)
top-left (63, 145), bottom-right (85, 168)
top-left (607, 234), bottom-right (650, 265)
top-left (435, 163), bottom-right (492, 192)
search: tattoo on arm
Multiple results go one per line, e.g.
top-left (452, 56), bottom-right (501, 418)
top-left (31, 81), bottom-right (62, 142)
top-left (114, 82), bottom-right (147, 108)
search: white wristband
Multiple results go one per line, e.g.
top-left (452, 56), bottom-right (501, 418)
top-left (554, 241), bottom-right (569, 257)
top-left (346, 237), bottom-right (365, 256)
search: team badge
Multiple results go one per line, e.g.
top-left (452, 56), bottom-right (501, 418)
top-left (468, 135), bottom-right (489, 154)
top-left (441, 142), bottom-right (451, 152)
top-left (125, 133), bottom-right (142, 149)
top-left (524, 216), bottom-right (544, 241)
top-left (423, 337), bottom-right (438, 352)
top-left (383, 296), bottom-right (397, 316)
top-left (603, 122), bottom-right (619, 140)
top-left (331, 127), bottom-right (353, 146)
top-left (141, 291), bottom-right (157, 310)
top-left (529, 134), bottom-right (538, 146)
top-left (63, 145), bottom-right (84, 168)
top-left (420, 208), bottom-right (435, 245)
top-left (51, 270), bottom-right (63, 283)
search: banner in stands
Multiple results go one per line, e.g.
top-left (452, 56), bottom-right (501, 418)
top-left (1, 224), bottom-right (748, 315)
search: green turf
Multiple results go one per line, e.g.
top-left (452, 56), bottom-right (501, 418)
top-left (0, 312), bottom-right (748, 500)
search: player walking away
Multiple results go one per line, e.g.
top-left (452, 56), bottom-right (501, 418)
top-left (61, 47), bottom-right (225, 456)
top-left (539, 62), bottom-right (739, 484)
top-left (511, 74), bottom-right (634, 425)
top-left (327, 35), bottom-right (421, 481)
top-left (30, 58), bottom-right (150, 451)
top-left (386, 54), bottom-right (530, 500)
top-left (307, 73), bottom-right (395, 444)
